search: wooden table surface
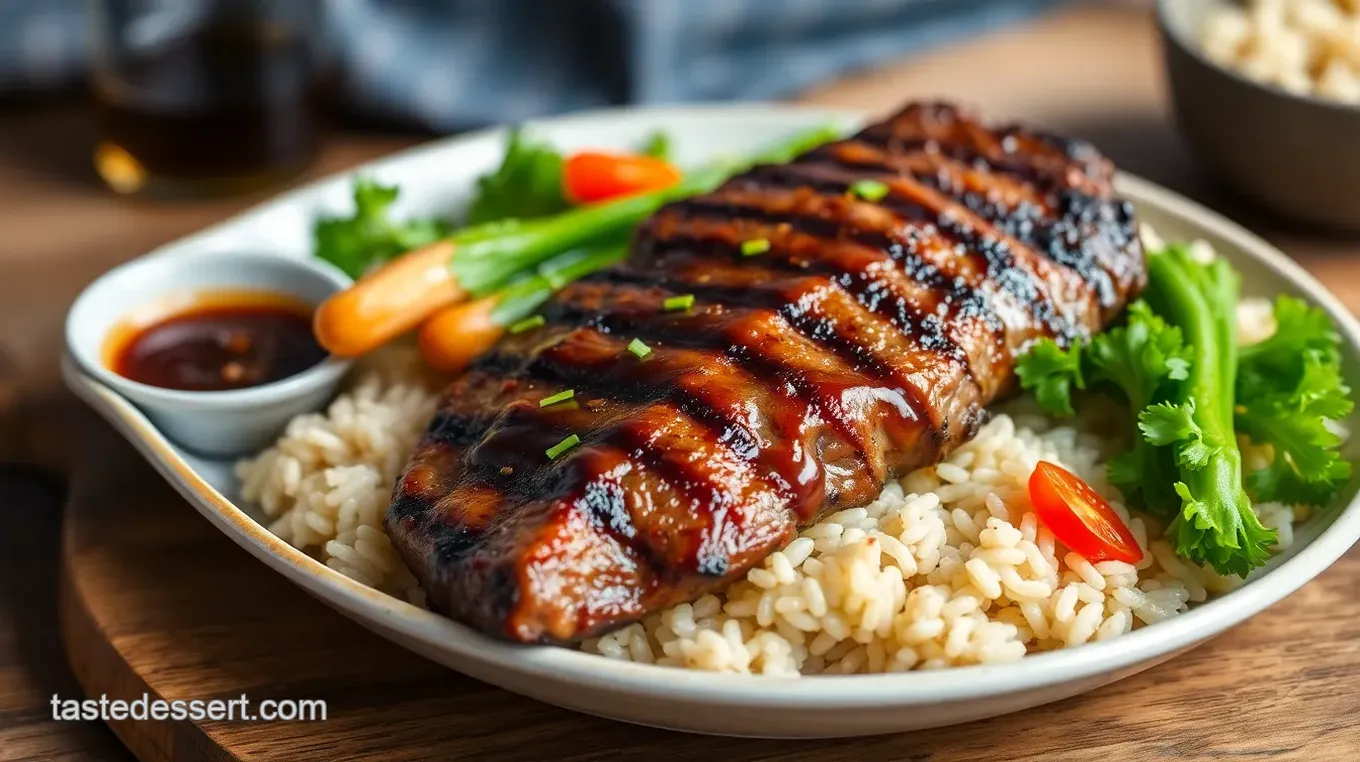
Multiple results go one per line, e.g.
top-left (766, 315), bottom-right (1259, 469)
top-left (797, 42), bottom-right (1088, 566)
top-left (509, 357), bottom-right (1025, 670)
top-left (4, 4), bottom-right (1360, 760)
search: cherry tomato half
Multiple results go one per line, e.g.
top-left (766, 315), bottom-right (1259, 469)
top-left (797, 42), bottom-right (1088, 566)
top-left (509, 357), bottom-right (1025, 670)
top-left (563, 152), bottom-right (683, 204)
top-left (1027, 461), bottom-right (1144, 564)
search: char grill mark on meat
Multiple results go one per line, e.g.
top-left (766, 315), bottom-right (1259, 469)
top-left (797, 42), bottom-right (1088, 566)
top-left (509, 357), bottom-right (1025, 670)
top-left (386, 102), bottom-right (1145, 643)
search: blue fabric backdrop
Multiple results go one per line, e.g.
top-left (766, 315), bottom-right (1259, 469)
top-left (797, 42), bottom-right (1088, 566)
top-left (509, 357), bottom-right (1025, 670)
top-left (1, 0), bottom-right (1061, 130)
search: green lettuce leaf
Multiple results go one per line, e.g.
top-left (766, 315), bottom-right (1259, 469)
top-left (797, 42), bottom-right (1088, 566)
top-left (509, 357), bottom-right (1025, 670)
top-left (313, 178), bottom-right (449, 278)
top-left (466, 129), bottom-right (569, 225)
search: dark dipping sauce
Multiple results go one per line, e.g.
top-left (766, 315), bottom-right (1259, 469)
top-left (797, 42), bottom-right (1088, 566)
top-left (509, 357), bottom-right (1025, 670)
top-left (110, 295), bottom-right (328, 392)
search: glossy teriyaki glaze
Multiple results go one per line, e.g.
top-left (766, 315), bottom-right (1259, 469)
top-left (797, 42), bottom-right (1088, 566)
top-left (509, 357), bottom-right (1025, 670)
top-left (107, 292), bottom-right (328, 392)
top-left (386, 103), bottom-right (1146, 643)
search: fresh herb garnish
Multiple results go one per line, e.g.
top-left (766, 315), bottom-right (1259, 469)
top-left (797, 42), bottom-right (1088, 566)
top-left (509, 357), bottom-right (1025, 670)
top-left (1018, 301), bottom-right (1190, 517)
top-left (849, 179), bottom-right (889, 202)
top-left (627, 338), bottom-right (652, 358)
top-left (467, 129), bottom-right (570, 225)
top-left (1013, 244), bottom-right (1350, 577)
top-left (640, 131), bottom-right (673, 161)
top-left (1235, 296), bottom-right (1353, 506)
top-left (539, 389), bottom-right (576, 407)
top-left (741, 238), bottom-right (771, 257)
top-left (313, 178), bottom-right (449, 279)
top-left (546, 434), bottom-right (581, 460)
top-left (509, 315), bottom-right (545, 334)
top-left (663, 294), bottom-right (696, 312)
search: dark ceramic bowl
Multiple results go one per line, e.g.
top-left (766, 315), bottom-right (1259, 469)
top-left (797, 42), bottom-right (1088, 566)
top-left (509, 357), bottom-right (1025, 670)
top-left (1158, 0), bottom-right (1360, 231)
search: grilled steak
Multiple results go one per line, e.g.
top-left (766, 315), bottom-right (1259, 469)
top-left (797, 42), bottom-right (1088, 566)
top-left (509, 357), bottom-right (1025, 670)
top-left (387, 102), bottom-right (1145, 644)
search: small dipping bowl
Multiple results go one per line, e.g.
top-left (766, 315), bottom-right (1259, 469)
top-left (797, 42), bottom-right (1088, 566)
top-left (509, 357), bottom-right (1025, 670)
top-left (66, 250), bottom-right (353, 457)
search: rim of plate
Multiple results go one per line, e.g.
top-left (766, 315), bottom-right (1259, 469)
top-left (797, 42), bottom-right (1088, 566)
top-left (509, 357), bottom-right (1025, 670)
top-left (65, 103), bottom-right (1360, 709)
top-left (129, 103), bottom-right (870, 264)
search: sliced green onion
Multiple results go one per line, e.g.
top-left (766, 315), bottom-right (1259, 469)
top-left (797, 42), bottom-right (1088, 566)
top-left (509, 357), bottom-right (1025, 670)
top-left (490, 242), bottom-right (628, 327)
top-left (741, 238), bottom-right (771, 257)
top-left (663, 294), bottom-right (696, 312)
top-left (545, 434), bottom-right (581, 460)
top-left (848, 179), bottom-right (889, 202)
top-left (539, 389), bottom-right (576, 407)
top-left (628, 338), bottom-right (652, 358)
top-left (509, 315), bottom-right (545, 334)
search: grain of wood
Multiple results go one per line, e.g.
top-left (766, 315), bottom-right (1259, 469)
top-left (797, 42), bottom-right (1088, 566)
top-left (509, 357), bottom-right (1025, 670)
top-left (0, 466), bottom-right (134, 762)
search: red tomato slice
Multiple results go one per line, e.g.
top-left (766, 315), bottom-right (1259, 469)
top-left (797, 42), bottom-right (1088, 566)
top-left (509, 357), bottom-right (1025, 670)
top-left (1027, 461), bottom-right (1144, 564)
top-left (563, 152), bottom-right (682, 204)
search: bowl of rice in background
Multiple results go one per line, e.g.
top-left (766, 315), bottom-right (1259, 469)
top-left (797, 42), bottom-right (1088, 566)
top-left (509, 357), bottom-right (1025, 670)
top-left (1158, 0), bottom-right (1360, 230)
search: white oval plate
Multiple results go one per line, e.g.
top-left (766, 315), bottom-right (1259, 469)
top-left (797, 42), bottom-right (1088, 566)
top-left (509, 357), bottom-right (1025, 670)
top-left (63, 105), bottom-right (1360, 738)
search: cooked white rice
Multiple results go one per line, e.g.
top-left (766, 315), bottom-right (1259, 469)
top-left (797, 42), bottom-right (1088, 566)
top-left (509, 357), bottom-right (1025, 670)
top-left (236, 359), bottom-right (438, 606)
top-left (235, 241), bottom-right (1302, 676)
top-left (1202, 0), bottom-right (1360, 104)
top-left (580, 406), bottom-right (1299, 675)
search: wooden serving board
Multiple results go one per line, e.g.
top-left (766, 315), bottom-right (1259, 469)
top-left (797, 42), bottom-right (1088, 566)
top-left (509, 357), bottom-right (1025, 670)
top-left (59, 419), bottom-right (1360, 762)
